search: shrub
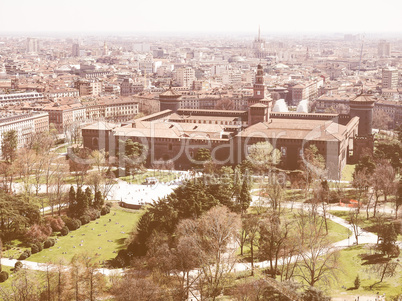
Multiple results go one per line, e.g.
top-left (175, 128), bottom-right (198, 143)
top-left (64, 218), bottom-right (80, 231)
top-left (95, 210), bottom-right (101, 219)
top-left (46, 216), bottom-right (65, 232)
top-left (31, 244), bottom-right (39, 254)
top-left (18, 250), bottom-right (31, 260)
top-left (105, 202), bottom-right (112, 208)
top-left (0, 271), bottom-right (9, 283)
top-left (354, 275), bottom-right (360, 289)
top-left (14, 261), bottom-right (23, 271)
top-left (60, 226), bottom-right (69, 236)
top-left (87, 208), bottom-right (99, 221)
top-left (25, 224), bottom-right (52, 243)
top-left (80, 215), bottom-right (91, 225)
top-left (101, 206), bottom-right (110, 215)
top-left (36, 242), bottom-right (43, 252)
top-left (44, 238), bottom-right (55, 249)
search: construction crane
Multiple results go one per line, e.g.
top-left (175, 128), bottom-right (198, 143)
top-left (357, 34), bottom-right (365, 77)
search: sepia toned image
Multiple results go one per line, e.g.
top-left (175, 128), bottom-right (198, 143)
top-left (0, 0), bottom-right (401, 300)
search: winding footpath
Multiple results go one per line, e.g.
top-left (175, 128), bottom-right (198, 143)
top-left (0, 197), bottom-right (379, 278)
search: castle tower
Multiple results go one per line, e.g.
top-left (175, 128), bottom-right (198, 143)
top-left (253, 64), bottom-right (265, 100)
top-left (159, 84), bottom-right (181, 113)
top-left (349, 94), bottom-right (375, 136)
top-left (248, 103), bottom-right (270, 125)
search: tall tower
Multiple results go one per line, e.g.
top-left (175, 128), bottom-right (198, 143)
top-left (253, 64), bottom-right (265, 100)
top-left (103, 41), bottom-right (108, 56)
top-left (72, 43), bottom-right (80, 57)
top-left (26, 38), bottom-right (39, 53)
top-left (248, 65), bottom-right (272, 124)
top-left (349, 94), bottom-right (375, 136)
top-left (159, 84), bottom-right (182, 113)
top-left (253, 26), bottom-right (266, 58)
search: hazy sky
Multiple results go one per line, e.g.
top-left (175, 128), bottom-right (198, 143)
top-left (0, 0), bottom-right (401, 34)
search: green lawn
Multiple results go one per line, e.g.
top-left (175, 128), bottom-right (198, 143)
top-left (341, 164), bottom-right (355, 182)
top-left (326, 245), bottom-right (402, 299)
top-left (26, 207), bottom-right (142, 265)
top-left (55, 145), bottom-right (68, 153)
top-left (329, 210), bottom-right (395, 232)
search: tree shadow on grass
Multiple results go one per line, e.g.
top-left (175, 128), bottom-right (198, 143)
top-left (362, 281), bottom-right (389, 291)
top-left (114, 237), bottom-right (126, 250)
top-left (359, 253), bottom-right (390, 265)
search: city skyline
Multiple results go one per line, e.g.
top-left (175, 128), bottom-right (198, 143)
top-left (1, 0), bottom-right (402, 35)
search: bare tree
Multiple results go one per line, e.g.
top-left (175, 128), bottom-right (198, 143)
top-left (348, 209), bottom-right (363, 245)
top-left (296, 218), bottom-right (339, 287)
top-left (177, 206), bottom-right (241, 301)
top-left (259, 210), bottom-right (293, 279)
top-left (244, 214), bottom-right (259, 276)
top-left (49, 158), bottom-right (69, 216)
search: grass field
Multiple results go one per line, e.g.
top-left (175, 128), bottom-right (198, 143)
top-left (25, 207), bottom-right (142, 265)
top-left (341, 164), bottom-right (355, 182)
top-left (325, 245), bottom-right (402, 299)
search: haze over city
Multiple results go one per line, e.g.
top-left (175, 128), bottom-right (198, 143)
top-left (0, 0), bottom-right (402, 300)
top-left (1, 0), bottom-right (402, 34)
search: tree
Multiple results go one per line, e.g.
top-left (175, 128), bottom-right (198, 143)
top-left (300, 144), bottom-right (326, 198)
top-left (68, 186), bottom-right (77, 217)
top-left (371, 161), bottom-right (396, 217)
top-left (396, 179), bottom-right (402, 219)
top-left (246, 141), bottom-right (281, 174)
top-left (352, 168), bottom-right (370, 214)
top-left (296, 218), bottom-right (339, 287)
top-left (348, 209), bottom-right (363, 245)
top-left (354, 155), bottom-right (375, 175)
top-left (373, 110), bottom-right (393, 130)
top-left (112, 270), bottom-right (165, 301)
top-left (238, 173), bottom-right (252, 214)
top-left (0, 190), bottom-right (40, 235)
top-left (177, 206), bottom-right (241, 300)
top-left (243, 214), bottom-right (259, 276)
top-left (354, 275), bottom-right (361, 289)
top-left (0, 268), bottom-right (41, 300)
top-left (69, 147), bottom-right (92, 187)
top-left (259, 210), bottom-right (293, 279)
top-left (120, 139), bottom-right (147, 174)
top-left (264, 173), bottom-right (285, 211)
top-left (49, 158), bottom-right (69, 216)
top-left (378, 223), bottom-right (399, 257)
top-left (193, 148), bottom-right (212, 170)
top-left (1, 130), bottom-right (17, 163)
top-left (301, 286), bottom-right (331, 301)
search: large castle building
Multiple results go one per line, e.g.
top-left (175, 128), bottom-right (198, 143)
top-left (82, 65), bottom-right (373, 180)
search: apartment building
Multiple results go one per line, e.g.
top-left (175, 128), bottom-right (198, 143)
top-left (0, 92), bottom-right (45, 107)
top-left (0, 111), bottom-right (49, 156)
top-left (382, 68), bottom-right (399, 90)
top-left (46, 88), bottom-right (80, 99)
top-left (290, 78), bottom-right (324, 105)
top-left (175, 67), bottom-right (195, 88)
top-left (75, 80), bottom-right (103, 96)
top-left (378, 40), bottom-right (391, 57)
top-left (42, 99), bottom-right (139, 133)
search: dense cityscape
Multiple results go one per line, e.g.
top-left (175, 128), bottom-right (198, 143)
top-left (0, 2), bottom-right (402, 300)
